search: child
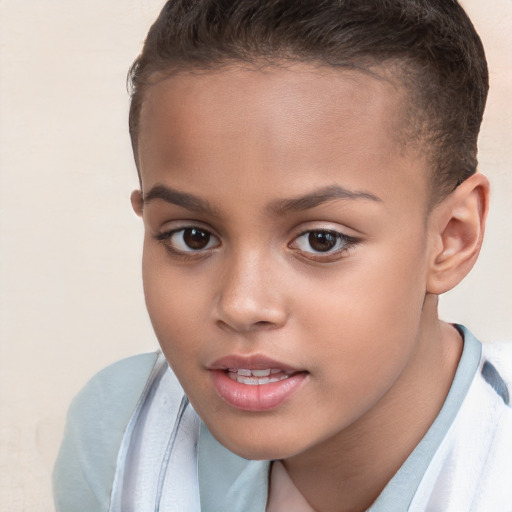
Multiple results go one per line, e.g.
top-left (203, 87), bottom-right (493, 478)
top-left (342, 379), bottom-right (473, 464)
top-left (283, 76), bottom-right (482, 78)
top-left (53, 0), bottom-right (512, 510)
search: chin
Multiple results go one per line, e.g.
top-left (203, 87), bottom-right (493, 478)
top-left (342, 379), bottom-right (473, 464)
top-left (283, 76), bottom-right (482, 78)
top-left (210, 428), bottom-right (304, 461)
top-left (229, 444), bottom-right (292, 461)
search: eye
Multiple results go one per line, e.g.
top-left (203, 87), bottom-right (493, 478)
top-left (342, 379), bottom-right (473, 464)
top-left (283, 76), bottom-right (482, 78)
top-left (290, 229), bottom-right (358, 258)
top-left (156, 227), bottom-right (220, 254)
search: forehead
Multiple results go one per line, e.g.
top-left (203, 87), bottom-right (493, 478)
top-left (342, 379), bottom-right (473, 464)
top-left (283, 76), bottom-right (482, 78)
top-left (137, 63), bottom-right (429, 212)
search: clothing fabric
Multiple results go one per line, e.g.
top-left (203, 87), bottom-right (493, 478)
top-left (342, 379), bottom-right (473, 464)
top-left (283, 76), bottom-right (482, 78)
top-left (53, 326), bottom-right (512, 511)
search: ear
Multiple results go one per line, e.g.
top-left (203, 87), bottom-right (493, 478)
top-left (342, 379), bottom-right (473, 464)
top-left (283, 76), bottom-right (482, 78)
top-left (131, 189), bottom-right (144, 217)
top-left (427, 173), bottom-right (490, 295)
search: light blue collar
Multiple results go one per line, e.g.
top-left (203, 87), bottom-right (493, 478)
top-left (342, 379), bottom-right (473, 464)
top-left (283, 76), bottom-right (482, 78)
top-left (198, 423), bottom-right (270, 511)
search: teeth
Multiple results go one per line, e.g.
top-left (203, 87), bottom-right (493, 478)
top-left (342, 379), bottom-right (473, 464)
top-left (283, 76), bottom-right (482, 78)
top-left (228, 368), bottom-right (287, 377)
top-left (251, 369), bottom-right (271, 377)
top-left (226, 369), bottom-right (293, 385)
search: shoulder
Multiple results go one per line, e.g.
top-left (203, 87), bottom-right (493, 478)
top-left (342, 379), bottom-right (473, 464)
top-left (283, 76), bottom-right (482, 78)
top-left (458, 325), bottom-right (510, 404)
top-left (70, 351), bottom-right (162, 414)
top-left (468, 357), bottom-right (512, 511)
top-left (53, 351), bottom-right (162, 512)
top-left (481, 340), bottom-right (512, 399)
top-left (63, 351), bottom-right (162, 440)
top-left (448, 338), bottom-right (512, 509)
top-left (410, 331), bottom-right (512, 511)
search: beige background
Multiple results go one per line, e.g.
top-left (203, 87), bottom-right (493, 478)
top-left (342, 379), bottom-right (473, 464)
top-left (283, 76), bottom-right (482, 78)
top-left (0, 1), bottom-right (510, 510)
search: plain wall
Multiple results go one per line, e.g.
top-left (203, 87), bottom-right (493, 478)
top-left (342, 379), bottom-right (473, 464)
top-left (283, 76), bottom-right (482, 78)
top-left (0, 1), bottom-right (510, 510)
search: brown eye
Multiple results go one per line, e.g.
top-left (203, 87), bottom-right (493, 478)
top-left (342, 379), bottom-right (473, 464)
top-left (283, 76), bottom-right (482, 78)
top-left (290, 229), bottom-right (358, 259)
top-left (156, 226), bottom-right (220, 254)
top-left (307, 231), bottom-right (337, 252)
top-left (182, 228), bottom-right (211, 249)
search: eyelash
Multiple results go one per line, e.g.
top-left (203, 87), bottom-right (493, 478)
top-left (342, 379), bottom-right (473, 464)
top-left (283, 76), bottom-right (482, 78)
top-left (154, 226), bottom-right (359, 262)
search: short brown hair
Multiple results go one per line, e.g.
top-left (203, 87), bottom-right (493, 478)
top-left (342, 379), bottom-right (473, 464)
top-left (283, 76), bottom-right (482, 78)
top-left (128, 0), bottom-right (488, 201)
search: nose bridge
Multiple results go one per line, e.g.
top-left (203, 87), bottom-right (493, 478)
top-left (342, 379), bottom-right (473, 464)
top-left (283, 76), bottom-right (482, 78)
top-left (215, 244), bottom-right (287, 332)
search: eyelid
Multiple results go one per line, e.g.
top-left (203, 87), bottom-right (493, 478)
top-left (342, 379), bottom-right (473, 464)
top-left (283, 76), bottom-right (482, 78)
top-left (155, 217), bottom-right (218, 233)
top-left (154, 218), bottom-right (220, 240)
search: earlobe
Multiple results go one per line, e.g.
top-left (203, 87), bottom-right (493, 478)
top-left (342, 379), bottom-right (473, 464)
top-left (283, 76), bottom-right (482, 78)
top-left (427, 173), bottom-right (490, 295)
top-left (131, 189), bottom-right (144, 217)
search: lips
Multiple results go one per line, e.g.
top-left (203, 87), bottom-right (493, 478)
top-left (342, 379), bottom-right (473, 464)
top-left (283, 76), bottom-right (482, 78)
top-left (209, 355), bottom-right (308, 411)
top-left (209, 354), bottom-right (299, 372)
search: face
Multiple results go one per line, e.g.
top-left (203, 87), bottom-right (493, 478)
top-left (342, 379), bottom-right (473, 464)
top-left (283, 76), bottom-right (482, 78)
top-left (135, 64), bottom-right (435, 461)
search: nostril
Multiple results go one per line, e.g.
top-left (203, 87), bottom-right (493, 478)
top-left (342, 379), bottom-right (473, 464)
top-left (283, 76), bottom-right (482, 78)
top-left (253, 320), bottom-right (274, 329)
top-left (215, 318), bottom-right (277, 333)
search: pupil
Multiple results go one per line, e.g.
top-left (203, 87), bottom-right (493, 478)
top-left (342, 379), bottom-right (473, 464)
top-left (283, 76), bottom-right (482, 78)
top-left (309, 231), bottom-right (336, 252)
top-left (183, 228), bottom-right (210, 249)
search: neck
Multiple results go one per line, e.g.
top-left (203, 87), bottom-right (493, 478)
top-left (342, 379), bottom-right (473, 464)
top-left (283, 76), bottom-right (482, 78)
top-left (282, 296), bottom-right (463, 512)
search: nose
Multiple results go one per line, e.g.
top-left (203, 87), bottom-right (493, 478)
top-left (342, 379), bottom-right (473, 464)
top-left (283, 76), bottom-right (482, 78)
top-left (214, 250), bottom-right (288, 333)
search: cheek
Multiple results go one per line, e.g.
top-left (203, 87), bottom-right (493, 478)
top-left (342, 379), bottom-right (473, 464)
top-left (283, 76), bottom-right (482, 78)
top-left (301, 238), bottom-right (429, 372)
top-left (141, 244), bottom-right (205, 356)
top-left (303, 240), bottom-right (426, 319)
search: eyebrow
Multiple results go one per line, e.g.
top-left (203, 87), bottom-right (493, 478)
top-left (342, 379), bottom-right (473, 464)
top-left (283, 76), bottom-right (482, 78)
top-left (143, 183), bottom-right (381, 217)
top-left (269, 185), bottom-right (382, 215)
top-left (144, 184), bottom-right (219, 216)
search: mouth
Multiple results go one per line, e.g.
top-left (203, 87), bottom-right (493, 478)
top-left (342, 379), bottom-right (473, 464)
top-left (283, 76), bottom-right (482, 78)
top-left (208, 355), bottom-right (308, 411)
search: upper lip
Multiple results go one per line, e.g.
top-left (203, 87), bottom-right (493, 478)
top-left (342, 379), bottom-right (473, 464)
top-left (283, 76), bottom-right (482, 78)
top-left (209, 354), bottom-right (301, 372)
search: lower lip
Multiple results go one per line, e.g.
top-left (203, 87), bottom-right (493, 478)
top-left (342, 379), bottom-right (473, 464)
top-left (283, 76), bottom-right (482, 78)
top-left (210, 370), bottom-right (307, 411)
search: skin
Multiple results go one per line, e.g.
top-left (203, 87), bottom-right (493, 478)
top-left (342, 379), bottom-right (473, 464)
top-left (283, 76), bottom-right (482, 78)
top-left (131, 64), bottom-right (489, 512)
